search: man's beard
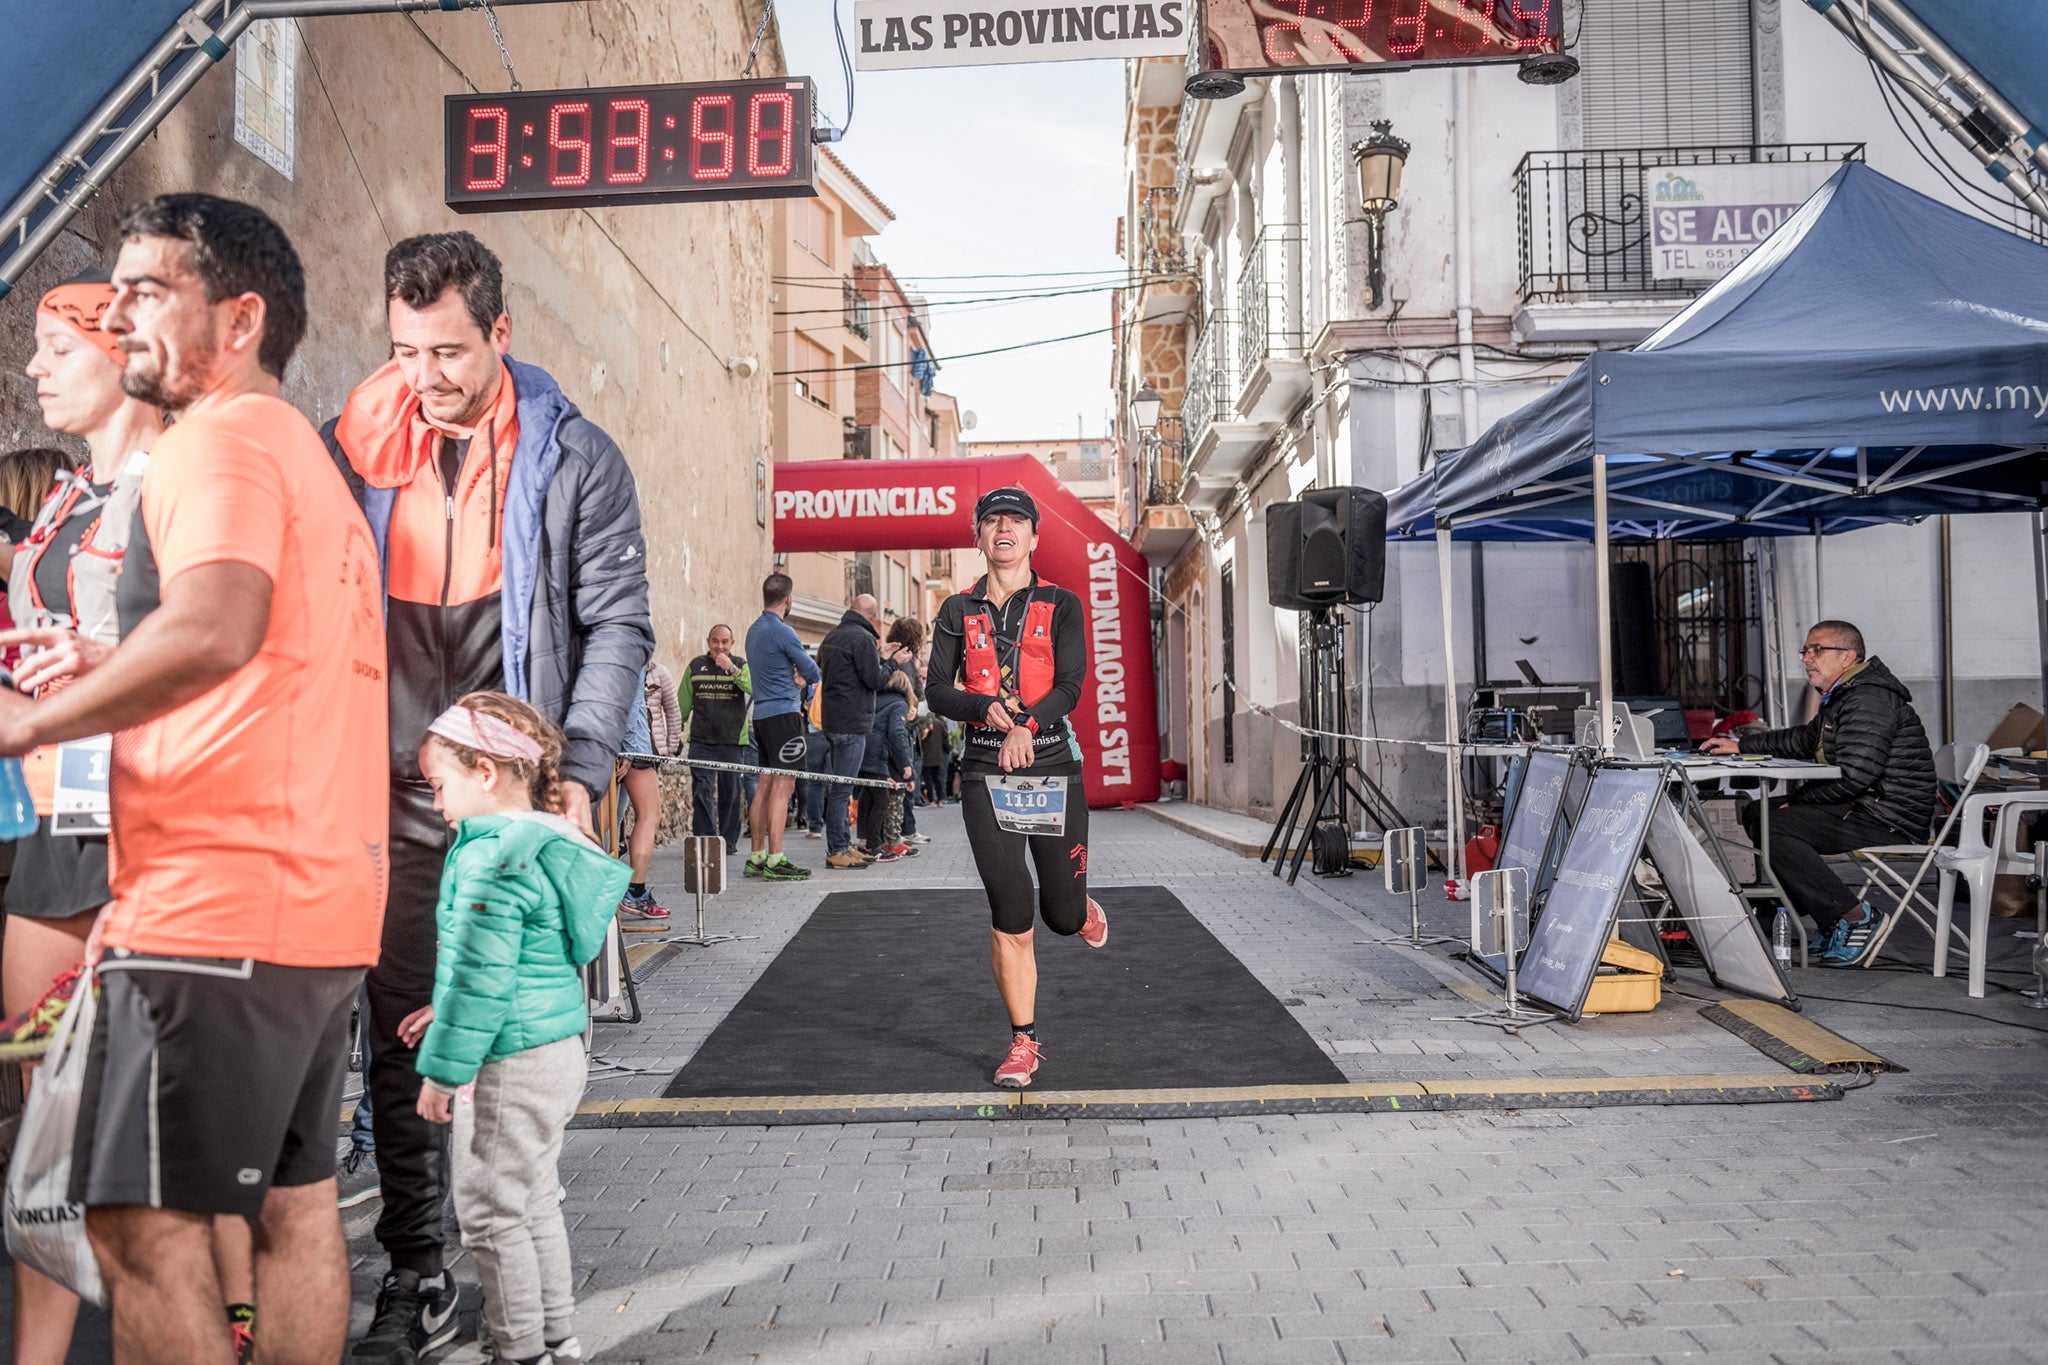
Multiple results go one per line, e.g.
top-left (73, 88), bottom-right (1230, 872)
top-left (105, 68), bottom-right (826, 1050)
top-left (422, 389), bottom-right (491, 429)
top-left (119, 341), bottom-right (212, 413)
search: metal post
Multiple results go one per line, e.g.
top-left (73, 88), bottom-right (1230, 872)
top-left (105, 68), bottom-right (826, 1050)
top-left (2034, 510), bottom-right (2048, 724)
top-left (1593, 454), bottom-right (1614, 752)
top-left (1437, 523), bottom-right (1465, 893)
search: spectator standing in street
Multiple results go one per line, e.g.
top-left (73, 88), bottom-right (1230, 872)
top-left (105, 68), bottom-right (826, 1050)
top-left (678, 623), bottom-right (752, 854)
top-left (743, 573), bottom-right (819, 880)
top-left (615, 659), bottom-right (676, 921)
top-left (817, 593), bottom-right (909, 869)
top-left (860, 623), bottom-right (919, 860)
top-left (0, 194), bottom-right (388, 1364)
top-left (326, 231), bottom-right (652, 1364)
top-left (920, 690), bottom-right (951, 808)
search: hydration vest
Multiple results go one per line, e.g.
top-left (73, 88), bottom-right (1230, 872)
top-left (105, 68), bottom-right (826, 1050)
top-left (962, 587), bottom-right (1057, 711)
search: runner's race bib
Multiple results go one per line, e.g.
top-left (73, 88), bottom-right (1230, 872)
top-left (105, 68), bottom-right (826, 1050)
top-left (50, 735), bottom-right (111, 836)
top-left (987, 774), bottom-right (1068, 836)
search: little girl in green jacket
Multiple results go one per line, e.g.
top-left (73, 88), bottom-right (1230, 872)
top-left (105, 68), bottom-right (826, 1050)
top-left (402, 691), bottom-right (629, 1365)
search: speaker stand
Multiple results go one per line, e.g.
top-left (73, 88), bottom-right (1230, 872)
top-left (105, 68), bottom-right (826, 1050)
top-left (1261, 608), bottom-right (1409, 886)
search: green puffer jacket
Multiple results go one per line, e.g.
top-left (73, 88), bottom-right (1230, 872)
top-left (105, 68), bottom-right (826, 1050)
top-left (416, 811), bottom-right (631, 1089)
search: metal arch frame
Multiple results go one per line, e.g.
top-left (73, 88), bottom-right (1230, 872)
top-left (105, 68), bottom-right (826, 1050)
top-left (0, 0), bottom-right (593, 298)
top-left (1807, 0), bottom-right (2048, 225)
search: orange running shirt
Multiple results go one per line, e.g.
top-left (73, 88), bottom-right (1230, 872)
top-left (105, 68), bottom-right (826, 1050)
top-left (101, 393), bottom-right (390, 967)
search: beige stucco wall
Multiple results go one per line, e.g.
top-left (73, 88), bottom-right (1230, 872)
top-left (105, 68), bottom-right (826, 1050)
top-left (0, 3), bottom-right (778, 677)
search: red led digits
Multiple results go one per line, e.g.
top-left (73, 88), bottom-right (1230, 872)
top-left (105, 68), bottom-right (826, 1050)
top-left (1263, 0), bottom-right (1303, 63)
top-left (547, 101), bottom-right (592, 187)
top-left (1331, 0), bottom-right (1374, 59)
top-left (747, 92), bottom-right (795, 177)
top-left (464, 106), bottom-right (508, 192)
top-left (1386, 0), bottom-right (1426, 54)
top-left (1453, 0), bottom-right (1496, 52)
top-left (691, 95), bottom-right (735, 179)
top-left (1508, 0), bottom-right (1551, 50)
top-left (605, 99), bottom-right (650, 185)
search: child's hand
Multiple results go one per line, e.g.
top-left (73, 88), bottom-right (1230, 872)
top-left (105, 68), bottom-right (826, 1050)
top-left (397, 1005), bottom-right (434, 1048)
top-left (417, 1085), bottom-right (453, 1125)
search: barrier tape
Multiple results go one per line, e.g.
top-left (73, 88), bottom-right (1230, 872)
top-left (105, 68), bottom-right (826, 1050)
top-left (619, 751), bottom-right (913, 792)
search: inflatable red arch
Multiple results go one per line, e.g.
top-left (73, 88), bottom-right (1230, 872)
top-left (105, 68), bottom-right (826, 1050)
top-left (772, 456), bottom-right (1160, 806)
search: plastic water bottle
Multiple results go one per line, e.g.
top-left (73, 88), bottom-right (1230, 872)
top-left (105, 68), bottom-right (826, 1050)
top-left (0, 677), bottom-right (36, 841)
top-left (1772, 907), bottom-right (1793, 967)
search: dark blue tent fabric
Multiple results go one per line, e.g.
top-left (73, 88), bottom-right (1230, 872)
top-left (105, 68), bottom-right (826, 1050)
top-left (1392, 164), bottom-right (2048, 541)
top-left (0, 1), bottom-right (196, 277)
top-left (1899, 0), bottom-right (2048, 142)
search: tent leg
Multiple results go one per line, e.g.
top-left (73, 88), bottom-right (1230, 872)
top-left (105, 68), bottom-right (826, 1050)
top-left (1438, 525), bottom-right (1465, 893)
top-left (1593, 455), bottom-right (1614, 752)
top-left (2035, 510), bottom-right (2048, 722)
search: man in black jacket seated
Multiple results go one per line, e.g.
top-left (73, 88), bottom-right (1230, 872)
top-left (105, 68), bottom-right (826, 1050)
top-left (1703, 620), bottom-right (1935, 966)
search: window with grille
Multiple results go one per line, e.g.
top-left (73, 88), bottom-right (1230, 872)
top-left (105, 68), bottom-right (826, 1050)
top-left (1220, 561), bottom-right (1236, 765)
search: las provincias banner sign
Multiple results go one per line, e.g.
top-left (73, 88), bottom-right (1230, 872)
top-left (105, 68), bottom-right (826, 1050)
top-left (771, 455), bottom-right (1161, 807)
top-left (853, 0), bottom-right (1188, 68)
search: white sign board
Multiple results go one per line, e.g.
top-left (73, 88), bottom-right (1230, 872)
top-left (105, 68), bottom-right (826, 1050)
top-left (1645, 162), bottom-right (1837, 281)
top-left (853, 0), bottom-right (1188, 69)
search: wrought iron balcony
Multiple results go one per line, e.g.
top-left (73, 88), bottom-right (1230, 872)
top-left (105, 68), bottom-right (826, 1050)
top-left (1514, 144), bottom-right (1864, 303)
top-left (1181, 311), bottom-right (1235, 453)
top-left (842, 280), bottom-right (871, 339)
top-left (1142, 415), bottom-right (1186, 505)
top-left (1140, 185), bottom-right (1188, 276)
top-left (1236, 224), bottom-right (1305, 386)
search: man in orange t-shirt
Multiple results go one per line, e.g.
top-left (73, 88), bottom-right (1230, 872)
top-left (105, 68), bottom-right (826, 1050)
top-left (0, 194), bottom-right (387, 1365)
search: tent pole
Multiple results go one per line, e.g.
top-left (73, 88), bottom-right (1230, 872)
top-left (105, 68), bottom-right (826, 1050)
top-left (1594, 455), bottom-right (1614, 752)
top-left (2035, 511), bottom-right (2048, 723)
top-left (1438, 523), bottom-right (1465, 891)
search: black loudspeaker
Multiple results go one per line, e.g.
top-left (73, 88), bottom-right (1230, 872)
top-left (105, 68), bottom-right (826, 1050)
top-left (1267, 486), bottom-right (1388, 610)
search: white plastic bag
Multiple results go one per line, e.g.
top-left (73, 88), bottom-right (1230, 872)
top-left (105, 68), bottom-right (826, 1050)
top-left (5, 969), bottom-right (106, 1305)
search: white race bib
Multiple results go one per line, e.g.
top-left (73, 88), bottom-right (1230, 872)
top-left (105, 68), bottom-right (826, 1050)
top-left (50, 734), bottom-right (111, 836)
top-left (987, 774), bottom-right (1068, 836)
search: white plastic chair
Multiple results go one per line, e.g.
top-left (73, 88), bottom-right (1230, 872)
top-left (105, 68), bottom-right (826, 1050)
top-left (1933, 786), bottom-right (2048, 997)
top-left (1849, 742), bottom-right (1987, 969)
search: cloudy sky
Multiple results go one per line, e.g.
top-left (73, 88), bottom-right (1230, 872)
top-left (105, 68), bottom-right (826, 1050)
top-left (779, 1), bottom-right (1127, 441)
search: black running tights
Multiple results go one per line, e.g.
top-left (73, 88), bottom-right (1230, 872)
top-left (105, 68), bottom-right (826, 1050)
top-left (961, 774), bottom-right (1091, 936)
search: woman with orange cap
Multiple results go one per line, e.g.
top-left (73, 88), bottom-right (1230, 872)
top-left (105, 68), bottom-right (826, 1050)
top-left (0, 272), bottom-right (257, 1363)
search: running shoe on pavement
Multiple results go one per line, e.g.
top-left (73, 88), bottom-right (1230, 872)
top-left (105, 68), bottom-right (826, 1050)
top-left (229, 1305), bottom-right (257, 1365)
top-left (618, 890), bottom-right (671, 921)
top-left (826, 851), bottom-right (869, 870)
top-left (993, 1033), bottom-right (1042, 1089)
top-left (868, 845), bottom-right (901, 863)
top-left (910, 832), bottom-right (933, 844)
top-left (884, 842), bottom-right (918, 859)
top-left (336, 1144), bottom-right (381, 1210)
top-left (1080, 897), bottom-right (1109, 949)
top-left (349, 1268), bottom-right (459, 1364)
top-left (0, 966), bottom-right (84, 1061)
top-left (761, 855), bottom-right (812, 881)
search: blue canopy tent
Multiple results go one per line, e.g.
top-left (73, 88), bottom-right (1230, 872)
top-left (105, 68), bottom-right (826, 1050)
top-left (1386, 162), bottom-right (2048, 878)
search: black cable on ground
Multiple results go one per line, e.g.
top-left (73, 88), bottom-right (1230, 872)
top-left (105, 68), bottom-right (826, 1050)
top-left (1795, 991), bottom-right (2048, 1037)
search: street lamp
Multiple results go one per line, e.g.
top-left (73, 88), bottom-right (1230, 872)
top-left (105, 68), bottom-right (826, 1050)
top-left (1132, 384), bottom-right (1163, 433)
top-left (1350, 120), bottom-right (1410, 311)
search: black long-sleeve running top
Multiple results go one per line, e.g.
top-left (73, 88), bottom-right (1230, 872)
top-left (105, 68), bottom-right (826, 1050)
top-left (927, 574), bottom-right (1086, 776)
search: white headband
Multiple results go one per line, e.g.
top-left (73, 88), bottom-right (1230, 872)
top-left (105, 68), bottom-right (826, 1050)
top-left (427, 705), bottom-right (544, 764)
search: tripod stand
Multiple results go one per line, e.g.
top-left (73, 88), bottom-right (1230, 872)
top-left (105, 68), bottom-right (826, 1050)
top-left (1261, 607), bottom-right (1409, 885)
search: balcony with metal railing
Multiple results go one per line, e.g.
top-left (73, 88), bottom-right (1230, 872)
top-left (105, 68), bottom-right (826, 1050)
top-left (842, 280), bottom-right (872, 340)
top-left (1513, 143), bottom-right (1863, 342)
top-left (1181, 310), bottom-right (1233, 458)
top-left (1181, 308), bottom-right (1281, 512)
top-left (1234, 224), bottom-right (1309, 422)
top-left (1132, 413), bottom-right (1195, 564)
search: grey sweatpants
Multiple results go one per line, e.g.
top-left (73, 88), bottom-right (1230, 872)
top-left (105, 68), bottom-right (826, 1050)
top-left (451, 1033), bottom-right (588, 1358)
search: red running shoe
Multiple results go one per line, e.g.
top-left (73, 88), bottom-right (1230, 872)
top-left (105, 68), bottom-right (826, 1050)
top-left (0, 965), bottom-right (84, 1061)
top-left (1079, 897), bottom-right (1108, 949)
top-left (618, 890), bottom-right (671, 921)
top-left (993, 1033), bottom-right (1042, 1089)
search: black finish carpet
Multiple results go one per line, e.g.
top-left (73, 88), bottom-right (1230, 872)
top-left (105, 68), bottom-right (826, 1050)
top-left (663, 886), bottom-right (1346, 1096)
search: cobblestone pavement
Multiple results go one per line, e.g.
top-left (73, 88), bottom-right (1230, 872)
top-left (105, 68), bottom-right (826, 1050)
top-left (19, 803), bottom-right (2048, 1361)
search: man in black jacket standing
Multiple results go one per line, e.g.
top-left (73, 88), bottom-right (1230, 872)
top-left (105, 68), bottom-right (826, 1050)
top-left (817, 593), bottom-right (907, 869)
top-left (326, 232), bottom-right (653, 1364)
top-left (1703, 620), bottom-right (1935, 967)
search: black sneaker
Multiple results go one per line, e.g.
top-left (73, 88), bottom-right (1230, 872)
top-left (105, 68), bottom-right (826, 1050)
top-left (350, 1268), bottom-right (459, 1363)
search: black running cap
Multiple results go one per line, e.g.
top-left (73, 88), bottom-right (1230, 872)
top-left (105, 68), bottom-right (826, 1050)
top-left (974, 487), bottom-right (1039, 527)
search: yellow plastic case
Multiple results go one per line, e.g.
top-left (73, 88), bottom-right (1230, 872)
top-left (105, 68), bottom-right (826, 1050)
top-left (1583, 939), bottom-right (1664, 1013)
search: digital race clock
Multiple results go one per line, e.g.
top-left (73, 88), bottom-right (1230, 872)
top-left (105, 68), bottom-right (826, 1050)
top-left (1196, 0), bottom-right (1560, 76)
top-left (445, 77), bottom-right (817, 213)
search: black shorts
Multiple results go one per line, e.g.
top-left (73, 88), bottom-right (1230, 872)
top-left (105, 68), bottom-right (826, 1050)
top-left (625, 756), bottom-right (659, 771)
top-left (753, 712), bottom-right (807, 772)
top-left (4, 824), bottom-right (111, 921)
top-left (71, 952), bottom-right (362, 1217)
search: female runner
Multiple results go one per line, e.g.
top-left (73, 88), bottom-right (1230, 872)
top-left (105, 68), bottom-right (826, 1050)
top-left (926, 487), bottom-right (1106, 1089)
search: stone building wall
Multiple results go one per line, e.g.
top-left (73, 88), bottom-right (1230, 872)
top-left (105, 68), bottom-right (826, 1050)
top-left (0, 2), bottom-right (780, 680)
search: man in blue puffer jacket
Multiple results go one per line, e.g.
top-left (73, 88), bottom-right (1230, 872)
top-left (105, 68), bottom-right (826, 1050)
top-left (324, 232), bottom-right (653, 1364)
